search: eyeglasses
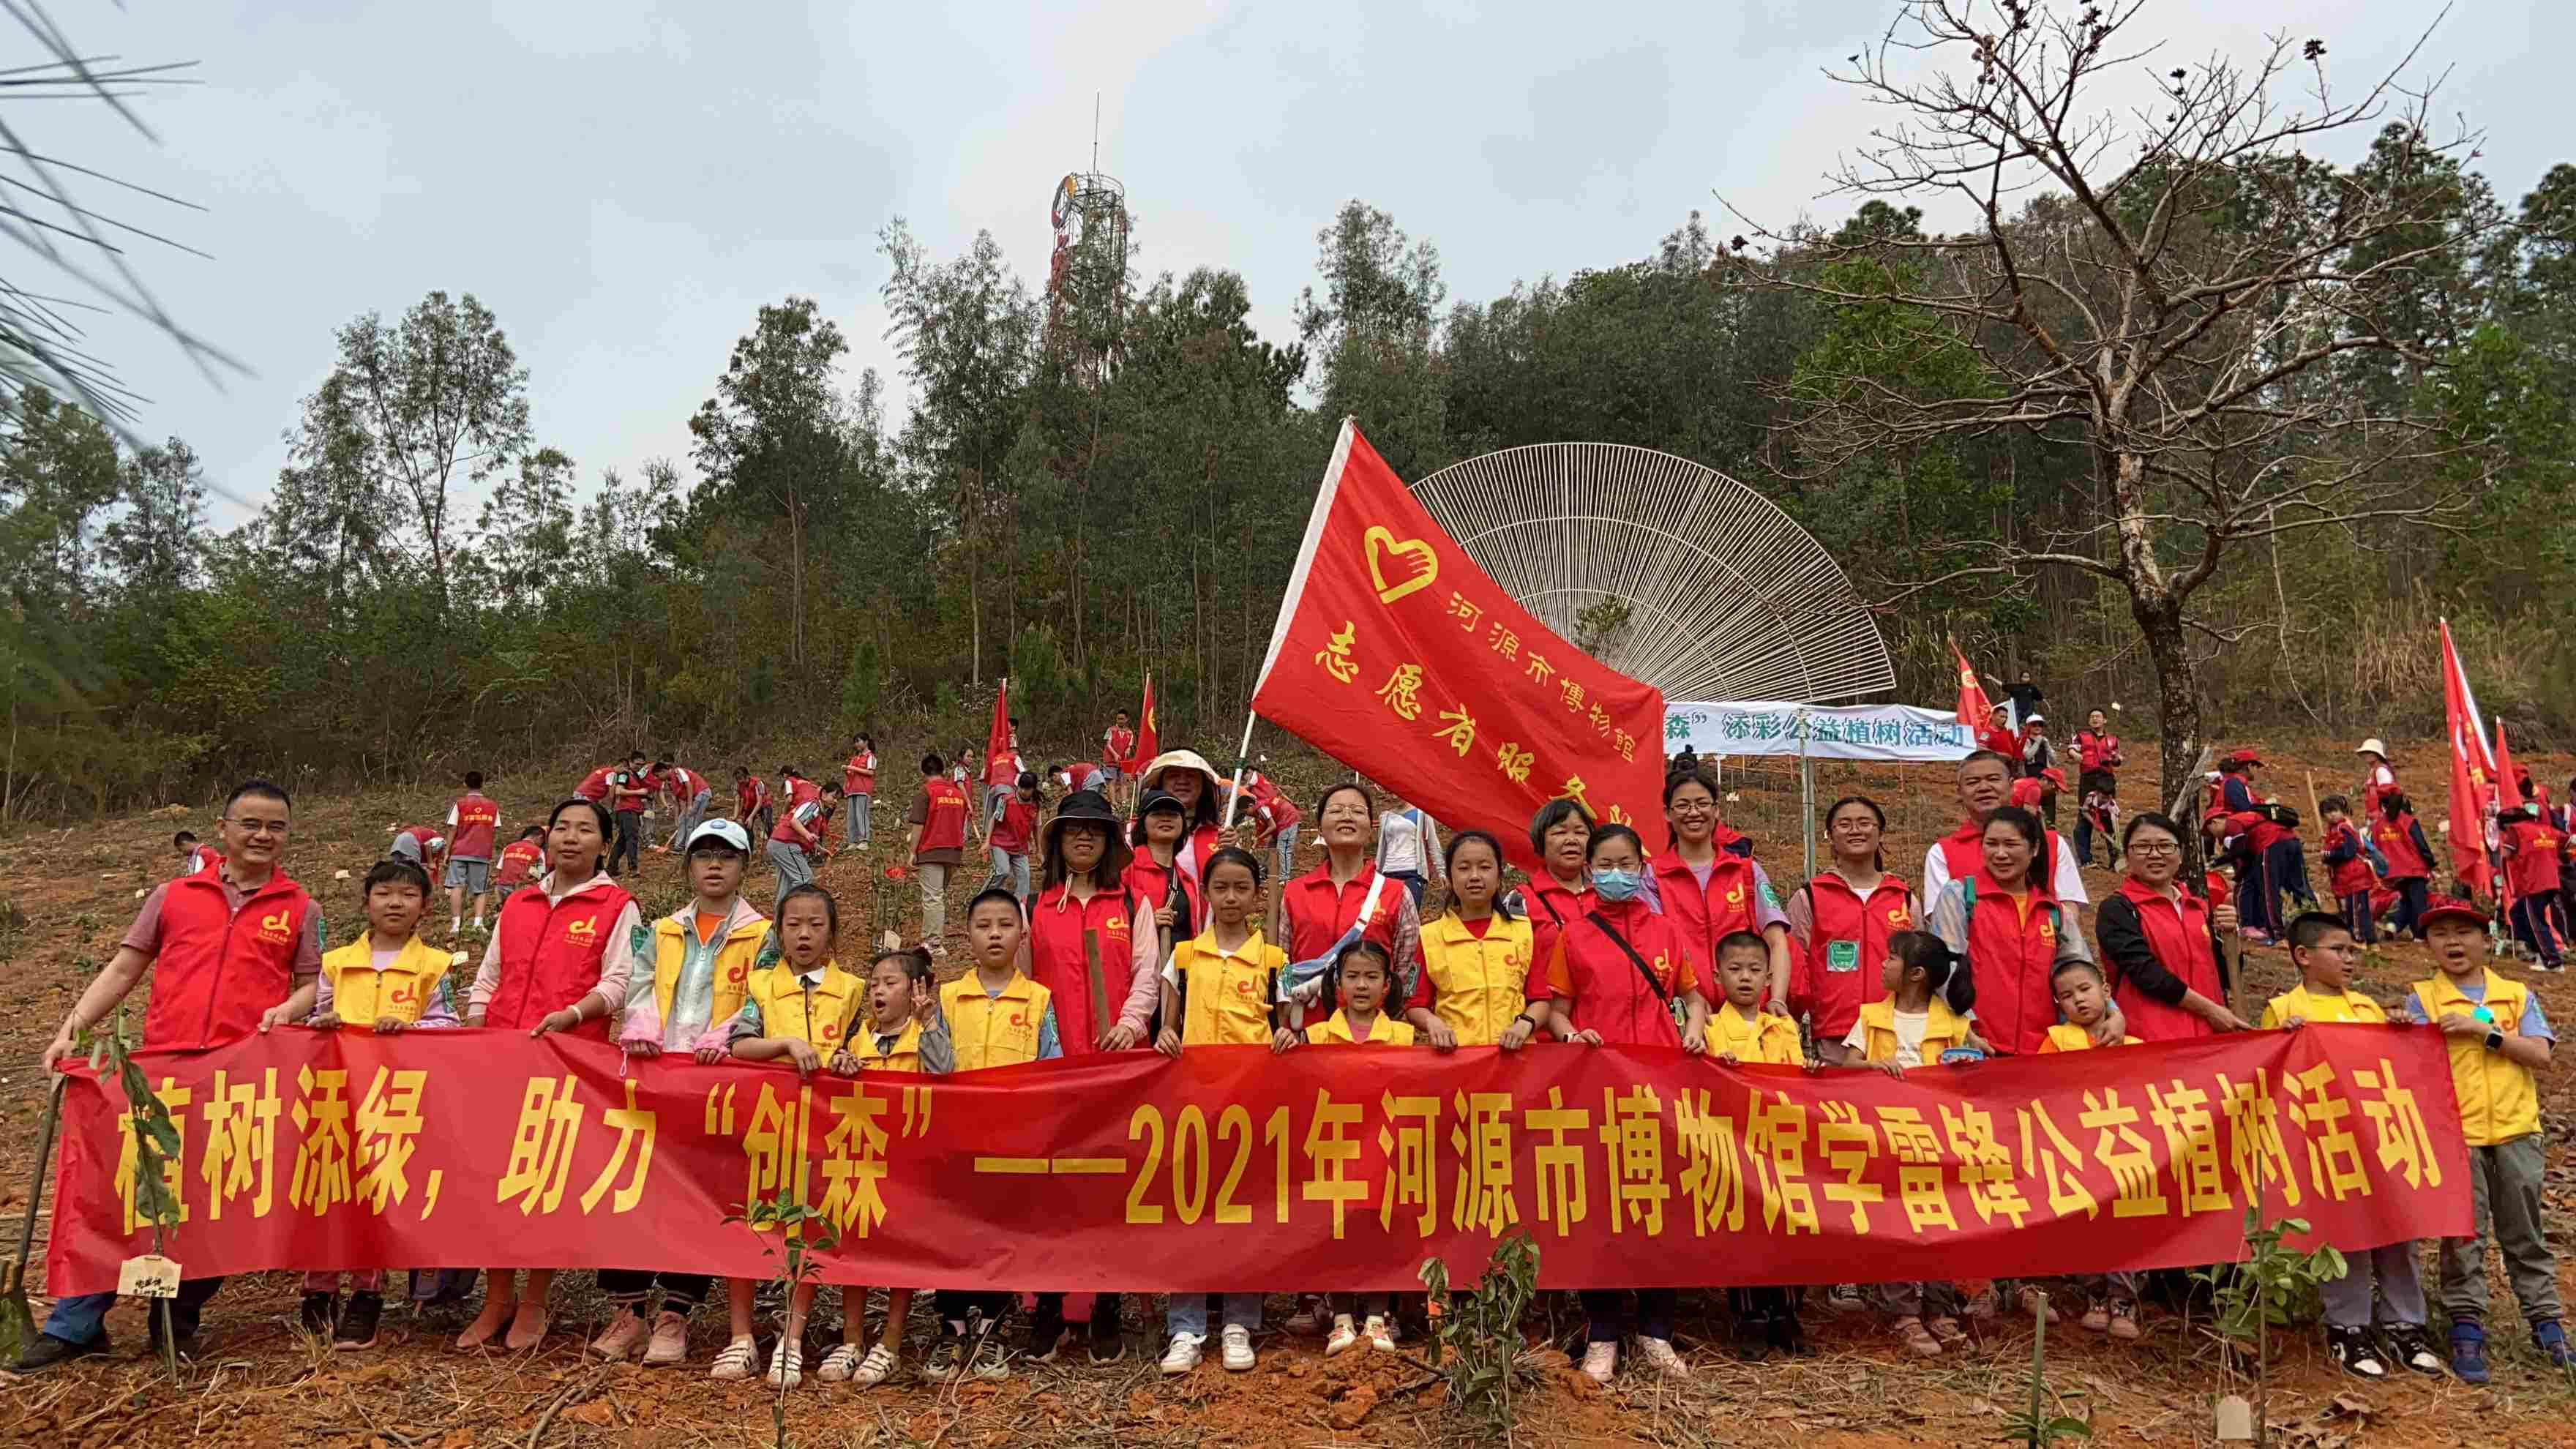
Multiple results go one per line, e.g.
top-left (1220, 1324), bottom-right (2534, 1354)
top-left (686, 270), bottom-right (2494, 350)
top-left (226, 817), bottom-right (289, 838)
top-left (2127, 841), bottom-right (2181, 857)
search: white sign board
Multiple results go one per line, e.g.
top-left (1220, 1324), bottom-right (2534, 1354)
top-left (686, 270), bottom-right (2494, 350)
top-left (1665, 700), bottom-right (1975, 763)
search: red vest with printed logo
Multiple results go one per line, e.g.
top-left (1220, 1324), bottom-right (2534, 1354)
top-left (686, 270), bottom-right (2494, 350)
top-left (451, 792), bottom-right (500, 859)
top-left (1652, 854), bottom-right (1765, 997)
top-left (1792, 872), bottom-right (1914, 1040)
top-left (142, 871), bottom-right (314, 1050)
top-left (1027, 882), bottom-right (1137, 1055)
top-left (2106, 877), bottom-right (2223, 1043)
top-left (487, 880), bottom-right (633, 1039)
top-left (1961, 871), bottom-right (2071, 1057)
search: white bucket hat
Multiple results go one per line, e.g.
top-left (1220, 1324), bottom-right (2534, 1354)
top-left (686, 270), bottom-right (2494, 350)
top-left (2354, 738), bottom-right (2389, 757)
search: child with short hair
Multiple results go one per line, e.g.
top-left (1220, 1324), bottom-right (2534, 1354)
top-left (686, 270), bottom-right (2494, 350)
top-left (1847, 930), bottom-right (1973, 1358)
top-left (721, 883), bottom-right (866, 1388)
top-left (1151, 848), bottom-right (1287, 1375)
top-left (2318, 797), bottom-right (2384, 945)
top-left (982, 771), bottom-right (1039, 903)
top-left (494, 825), bottom-right (546, 903)
top-left (301, 858), bottom-right (456, 1349)
top-left (927, 890), bottom-right (1060, 1383)
top-left (2405, 897), bottom-right (2567, 1380)
top-left (815, 946), bottom-right (952, 1387)
top-left (172, 829), bottom-right (219, 878)
top-left (2264, 912), bottom-right (2441, 1379)
top-left (1704, 930), bottom-right (1803, 1066)
top-left (1284, 939), bottom-right (1412, 1358)
top-left (2035, 959), bottom-right (2146, 1341)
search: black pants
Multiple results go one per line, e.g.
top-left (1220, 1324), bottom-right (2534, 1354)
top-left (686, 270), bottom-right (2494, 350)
top-left (1033, 1290), bottom-right (1122, 1335)
top-left (612, 810), bottom-right (643, 875)
top-left (2512, 889), bottom-right (2564, 966)
top-left (2340, 891), bottom-right (2378, 946)
top-left (1579, 1287), bottom-right (1676, 1344)
top-left (2390, 877), bottom-right (2431, 938)
top-left (597, 1268), bottom-right (711, 1315)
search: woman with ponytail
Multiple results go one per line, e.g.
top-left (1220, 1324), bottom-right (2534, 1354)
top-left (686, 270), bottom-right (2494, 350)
top-left (1790, 795), bottom-right (1920, 1064)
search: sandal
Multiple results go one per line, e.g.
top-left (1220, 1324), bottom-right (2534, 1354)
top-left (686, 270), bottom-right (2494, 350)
top-left (711, 1335), bottom-right (758, 1381)
top-left (1894, 1316), bottom-right (1941, 1358)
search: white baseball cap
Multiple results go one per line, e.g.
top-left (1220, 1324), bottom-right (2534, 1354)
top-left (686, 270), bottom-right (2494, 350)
top-left (686, 819), bottom-right (752, 853)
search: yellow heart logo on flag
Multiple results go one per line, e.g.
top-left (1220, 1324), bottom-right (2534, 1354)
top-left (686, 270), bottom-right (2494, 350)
top-left (1364, 525), bottom-right (1439, 604)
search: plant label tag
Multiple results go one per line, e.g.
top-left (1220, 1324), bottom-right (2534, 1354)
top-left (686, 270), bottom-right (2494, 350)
top-left (2214, 1394), bottom-right (2255, 1442)
top-left (118, 1254), bottom-right (181, 1299)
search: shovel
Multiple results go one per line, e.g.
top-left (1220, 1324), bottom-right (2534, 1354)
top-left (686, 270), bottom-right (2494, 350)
top-left (0, 1074), bottom-right (71, 1363)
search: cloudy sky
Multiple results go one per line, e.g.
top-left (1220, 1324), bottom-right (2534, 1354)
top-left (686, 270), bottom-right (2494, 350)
top-left (39, 0), bottom-right (2572, 527)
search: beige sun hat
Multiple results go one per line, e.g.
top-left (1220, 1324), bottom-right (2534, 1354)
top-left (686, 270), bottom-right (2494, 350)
top-left (2355, 738), bottom-right (2389, 757)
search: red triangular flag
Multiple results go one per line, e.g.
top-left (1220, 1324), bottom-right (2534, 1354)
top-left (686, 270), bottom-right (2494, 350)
top-left (1950, 638), bottom-right (1994, 731)
top-left (2440, 620), bottom-right (2493, 897)
top-left (1128, 673), bottom-right (1159, 773)
top-left (2495, 719), bottom-right (2527, 812)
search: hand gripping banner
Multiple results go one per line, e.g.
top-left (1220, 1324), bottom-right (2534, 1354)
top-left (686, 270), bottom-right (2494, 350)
top-left (48, 1025), bottom-right (2467, 1295)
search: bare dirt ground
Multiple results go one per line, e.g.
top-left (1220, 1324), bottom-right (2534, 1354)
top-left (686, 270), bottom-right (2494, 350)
top-left (4, 731), bottom-right (2575, 1446)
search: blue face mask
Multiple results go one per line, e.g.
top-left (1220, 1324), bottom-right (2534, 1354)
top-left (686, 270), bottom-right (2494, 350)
top-left (1593, 868), bottom-right (1643, 902)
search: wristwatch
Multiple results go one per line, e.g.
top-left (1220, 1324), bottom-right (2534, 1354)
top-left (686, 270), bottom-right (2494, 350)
top-left (2485, 1027), bottom-right (2506, 1053)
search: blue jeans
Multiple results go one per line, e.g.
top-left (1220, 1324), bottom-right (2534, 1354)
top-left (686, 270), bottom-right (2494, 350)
top-left (849, 793), bottom-right (872, 846)
top-left (983, 847), bottom-right (1030, 902)
top-left (1167, 1292), bottom-right (1262, 1338)
top-left (45, 1276), bottom-right (225, 1346)
top-left (1388, 869), bottom-right (1426, 906)
top-left (1274, 826), bottom-right (1300, 880)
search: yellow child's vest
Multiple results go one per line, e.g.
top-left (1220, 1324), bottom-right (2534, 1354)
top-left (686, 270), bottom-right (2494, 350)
top-left (1419, 913), bottom-right (1535, 1046)
top-left (2411, 968), bottom-right (2542, 1146)
top-left (319, 934), bottom-right (450, 1026)
top-left (850, 1018), bottom-right (924, 1073)
top-left (2260, 985), bottom-right (2389, 1029)
top-left (1705, 1005), bottom-right (1805, 1065)
top-left (1310, 1010), bottom-right (1415, 1046)
top-left (745, 961), bottom-right (864, 1049)
top-left (2040, 1023), bottom-right (2141, 1052)
top-left (942, 970), bottom-right (1052, 1071)
top-left (1175, 927), bottom-right (1284, 1046)
top-left (651, 910), bottom-right (771, 1032)
top-left (1852, 997), bottom-right (1974, 1064)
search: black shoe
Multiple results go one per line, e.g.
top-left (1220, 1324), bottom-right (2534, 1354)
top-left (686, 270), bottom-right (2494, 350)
top-left (1767, 1310), bottom-right (1813, 1358)
top-left (11, 1333), bottom-right (105, 1373)
top-left (2326, 1324), bottom-right (2387, 1379)
top-left (1026, 1302), bottom-right (1068, 1363)
top-left (335, 1292), bottom-right (385, 1350)
top-left (1732, 1324), bottom-right (1770, 1363)
top-left (145, 1308), bottom-right (201, 1360)
top-left (926, 1325), bottom-right (966, 1382)
top-left (300, 1292), bottom-right (339, 1337)
top-left (2381, 1323), bottom-right (2446, 1376)
top-left (1089, 1312), bottom-right (1126, 1364)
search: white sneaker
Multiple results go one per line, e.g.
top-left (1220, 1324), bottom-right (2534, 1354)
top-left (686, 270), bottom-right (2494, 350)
top-left (1325, 1314), bottom-right (1360, 1358)
top-left (1363, 1315), bottom-right (1396, 1352)
top-left (1159, 1332), bottom-right (1204, 1376)
top-left (765, 1337), bottom-right (803, 1389)
top-left (853, 1343), bottom-right (897, 1387)
top-left (588, 1306), bottom-right (648, 1361)
top-left (1638, 1336), bottom-right (1688, 1379)
top-left (1581, 1340), bottom-right (1617, 1385)
top-left (1220, 1323), bottom-right (1255, 1371)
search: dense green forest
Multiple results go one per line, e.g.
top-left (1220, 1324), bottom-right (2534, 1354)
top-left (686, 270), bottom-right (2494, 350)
top-left (4, 17), bottom-right (2574, 818)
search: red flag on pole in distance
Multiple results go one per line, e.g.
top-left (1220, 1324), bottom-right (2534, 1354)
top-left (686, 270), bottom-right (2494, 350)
top-left (1128, 673), bottom-right (1159, 773)
top-left (986, 678), bottom-right (1016, 789)
top-left (2494, 719), bottom-right (2526, 813)
top-left (1950, 638), bottom-right (1993, 731)
top-left (1248, 421), bottom-right (1665, 872)
top-left (2439, 619), bottom-right (2494, 898)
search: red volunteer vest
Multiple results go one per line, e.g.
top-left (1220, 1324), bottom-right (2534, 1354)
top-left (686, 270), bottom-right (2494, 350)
top-left (1102, 729), bottom-right (1133, 768)
top-left (2324, 823), bottom-right (2377, 896)
top-left (575, 767), bottom-right (613, 803)
top-left (2107, 877), bottom-right (2223, 1042)
top-left (2370, 812), bottom-right (2430, 880)
top-left (2508, 820), bottom-right (2565, 896)
top-left (1652, 853), bottom-right (1764, 998)
top-left (1123, 854), bottom-right (1201, 937)
top-left (486, 880), bottom-right (634, 1039)
top-left (770, 799), bottom-right (823, 846)
top-left (845, 752), bottom-right (875, 796)
top-left (1521, 877), bottom-right (1594, 1001)
top-left (991, 798), bottom-right (1037, 855)
top-left (1027, 882), bottom-right (1136, 1055)
top-left (1547, 896), bottom-right (1690, 1049)
top-left (918, 778), bottom-right (968, 854)
top-left (1961, 871), bottom-right (2070, 1057)
top-left (786, 776), bottom-right (820, 809)
top-left (496, 840), bottom-right (544, 886)
top-left (1939, 820), bottom-right (2064, 887)
top-left (141, 871), bottom-right (314, 1051)
top-left (1793, 872), bottom-right (1913, 1039)
top-left (2076, 732), bottom-right (2122, 772)
top-left (451, 793), bottom-right (499, 859)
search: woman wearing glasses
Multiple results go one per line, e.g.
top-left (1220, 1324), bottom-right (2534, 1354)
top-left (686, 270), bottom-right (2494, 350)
top-left (2093, 812), bottom-right (2250, 1041)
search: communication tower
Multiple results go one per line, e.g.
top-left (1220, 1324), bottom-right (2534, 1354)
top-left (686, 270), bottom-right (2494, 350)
top-left (1046, 102), bottom-right (1130, 386)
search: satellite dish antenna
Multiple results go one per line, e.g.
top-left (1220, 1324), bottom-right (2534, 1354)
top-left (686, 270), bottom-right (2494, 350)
top-left (1407, 443), bottom-right (1894, 704)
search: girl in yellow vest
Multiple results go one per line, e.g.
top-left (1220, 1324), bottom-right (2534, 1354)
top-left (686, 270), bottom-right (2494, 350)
top-left (1844, 929), bottom-right (1976, 1358)
top-left (803, 945), bottom-right (954, 1388)
top-left (595, 819), bottom-right (773, 1368)
top-left (2033, 959), bottom-right (2149, 1342)
top-left (1280, 939), bottom-right (1415, 1355)
top-left (1147, 847), bottom-right (1286, 1376)
top-left (719, 883), bottom-right (866, 1389)
top-left (300, 858), bottom-right (455, 1351)
top-left (926, 888), bottom-right (1058, 1385)
top-left (1401, 831), bottom-right (1541, 1052)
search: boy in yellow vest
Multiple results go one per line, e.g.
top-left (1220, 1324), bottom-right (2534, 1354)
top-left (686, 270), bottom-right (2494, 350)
top-left (929, 888), bottom-right (1060, 1384)
top-left (2265, 913), bottom-right (2442, 1379)
top-left (1704, 931), bottom-right (1804, 1065)
top-left (302, 858), bottom-right (454, 1349)
top-left (594, 818), bottom-right (774, 1368)
top-left (2404, 896), bottom-right (2566, 1381)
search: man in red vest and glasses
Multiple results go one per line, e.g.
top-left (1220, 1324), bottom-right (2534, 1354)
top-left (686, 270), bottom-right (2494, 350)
top-left (20, 777), bottom-right (324, 1373)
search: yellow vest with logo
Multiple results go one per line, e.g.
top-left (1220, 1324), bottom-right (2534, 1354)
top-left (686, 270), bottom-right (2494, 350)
top-left (319, 933), bottom-right (450, 1026)
top-left (2411, 968), bottom-right (2542, 1146)
top-left (2040, 1023), bottom-right (2140, 1052)
top-left (1176, 928), bottom-right (1284, 1046)
top-left (1853, 997), bottom-right (1974, 1064)
top-left (2259, 985), bottom-right (2387, 1030)
top-left (1310, 1010), bottom-right (1415, 1046)
top-left (851, 1018), bottom-right (924, 1073)
top-left (745, 961), bottom-right (864, 1050)
top-left (942, 971), bottom-right (1052, 1071)
top-left (651, 912), bottom-right (771, 1033)
top-left (1420, 913), bottom-right (1534, 1046)
top-left (1705, 1005), bottom-right (1805, 1065)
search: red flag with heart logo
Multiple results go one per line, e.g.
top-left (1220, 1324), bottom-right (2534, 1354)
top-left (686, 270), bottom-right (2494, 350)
top-left (1249, 421), bottom-right (1666, 869)
top-left (1949, 637), bottom-right (1993, 731)
top-left (1128, 673), bottom-right (1159, 773)
top-left (2440, 619), bottom-right (2494, 897)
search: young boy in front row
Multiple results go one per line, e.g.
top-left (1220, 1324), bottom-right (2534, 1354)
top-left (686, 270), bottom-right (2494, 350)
top-left (2036, 959), bottom-right (2146, 1342)
top-left (2405, 896), bottom-right (2569, 1382)
top-left (1701, 930), bottom-right (1808, 1360)
top-left (2261, 911), bottom-right (2443, 1379)
top-left (301, 858), bottom-right (457, 1349)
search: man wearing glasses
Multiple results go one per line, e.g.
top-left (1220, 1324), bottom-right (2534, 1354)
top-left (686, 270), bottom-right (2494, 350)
top-left (18, 777), bottom-right (325, 1374)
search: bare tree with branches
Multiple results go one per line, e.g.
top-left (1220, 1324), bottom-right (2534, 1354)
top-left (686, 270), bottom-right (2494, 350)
top-left (1730, 0), bottom-right (2506, 809)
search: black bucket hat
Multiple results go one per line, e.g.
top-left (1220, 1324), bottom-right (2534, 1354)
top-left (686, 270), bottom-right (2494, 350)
top-left (1045, 789), bottom-right (1133, 877)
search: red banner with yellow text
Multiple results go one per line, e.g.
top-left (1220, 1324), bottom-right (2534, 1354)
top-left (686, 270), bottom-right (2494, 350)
top-left (47, 1026), bottom-right (2466, 1295)
top-left (1249, 422), bottom-right (1665, 869)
